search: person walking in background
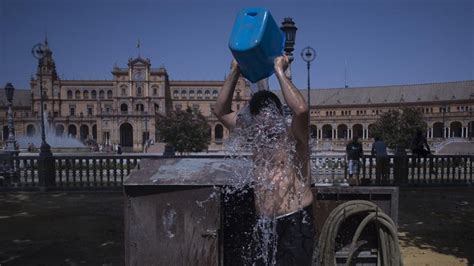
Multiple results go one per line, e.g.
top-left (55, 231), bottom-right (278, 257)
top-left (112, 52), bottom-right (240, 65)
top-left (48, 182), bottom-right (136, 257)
top-left (412, 130), bottom-right (431, 157)
top-left (346, 136), bottom-right (363, 185)
top-left (371, 136), bottom-right (388, 184)
top-left (116, 144), bottom-right (122, 155)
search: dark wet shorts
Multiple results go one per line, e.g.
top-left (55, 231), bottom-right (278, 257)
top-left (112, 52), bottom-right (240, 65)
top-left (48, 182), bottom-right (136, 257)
top-left (255, 205), bottom-right (316, 266)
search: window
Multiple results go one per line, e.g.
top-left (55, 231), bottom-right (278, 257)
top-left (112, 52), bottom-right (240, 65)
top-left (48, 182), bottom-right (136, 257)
top-left (120, 103), bottom-right (128, 113)
top-left (75, 90), bottom-right (81, 99)
top-left (67, 90), bottom-right (73, 99)
top-left (83, 90), bottom-right (89, 99)
top-left (205, 90), bottom-right (210, 99)
top-left (137, 87), bottom-right (142, 96)
top-left (136, 103), bottom-right (144, 112)
top-left (153, 87), bottom-right (157, 95)
top-left (189, 90), bottom-right (195, 99)
top-left (69, 105), bottom-right (76, 116)
top-left (105, 104), bottom-right (111, 113)
top-left (173, 90), bottom-right (179, 98)
top-left (181, 90), bottom-right (187, 98)
top-left (197, 90), bottom-right (203, 99)
top-left (99, 90), bottom-right (105, 99)
top-left (87, 105), bottom-right (93, 116)
top-left (107, 90), bottom-right (113, 98)
top-left (91, 90), bottom-right (97, 99)
top-left (212, 90), bottom-right (218, 98)
top-left (154, 103), bottom-right (159, 113)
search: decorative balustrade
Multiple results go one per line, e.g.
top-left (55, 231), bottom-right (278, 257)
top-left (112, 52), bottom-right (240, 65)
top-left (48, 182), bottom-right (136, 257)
top-left (0, 154), bottom-right (472, 190)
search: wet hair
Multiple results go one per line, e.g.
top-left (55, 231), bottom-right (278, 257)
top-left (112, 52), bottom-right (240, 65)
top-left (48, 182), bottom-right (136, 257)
top-left (249, 90), bottom-right (283, 116)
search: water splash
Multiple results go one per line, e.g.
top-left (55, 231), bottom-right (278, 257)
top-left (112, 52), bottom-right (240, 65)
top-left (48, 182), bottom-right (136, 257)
top-left (162, 204), bottom-right (177, 239)
top-left (223, 103), bottom-right (312, 264)
top-left (16, 111), bottom-right (85, 148)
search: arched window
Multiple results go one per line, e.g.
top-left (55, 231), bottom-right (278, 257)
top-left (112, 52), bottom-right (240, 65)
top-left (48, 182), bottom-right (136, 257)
top-left (450, 121), bottom-right (462, 137)
top-left (152, 86), bottom-right (158, 95)
top-left (181, 90), bottom-right (187, 99)
top-left (107, 90), bottom-right (113, 98)
top-left (91, 90), bottom-right (97, 99)
top-left (337, 124), bottom-right (348, 139)
top-left (212, 90), bottom-right (218, 98)
top-left (137, 87), bottom-right (142, 96)
top-left (68, 125), bottom-right (77, 138)
top-left (121, 103), bottom-right (128, 114)
top-left (67, 90), bottom-right (73, 99)
top-left (55, 124), bottom-right (64, 137)
top-left (75, 90), bottom-right (81, 99)
top-left (433, 122), bottom-right (444, 138)
top-left (99, 90), bottom-right (105, 99)
top-left (368, 124), bottom-right (376, 138)
top-left (197, 90), bottom-right (203, 99)
top-left (204, 90), bottom-right (211, 99)
top-left (173, 90), bottom-right (179, 98)
top-left (83, 90), bottom-right (89, 99)
top-left (189, 90), bottom-right (195, 99)
top-left (310, 125), bottom-right (317, 139)
top-left (26, 125), bottom-right (36, 137)
top-left (215, 124), bottom-right (224, 144)
top-left (322, 124), bottom-right (333, 139)
top-left (154, 103), bottom-right (160, 113)
top-left (353, 124), bottom-right (363, 139)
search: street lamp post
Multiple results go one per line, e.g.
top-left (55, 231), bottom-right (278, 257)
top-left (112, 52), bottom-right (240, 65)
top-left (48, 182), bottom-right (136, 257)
top-left (143, 111), bottom-right (149, 152)
top-left (301, 47), bottom-right (316, 112)
top-left (3, 83), bottom-right (18, 154)
top-left (32, 43), bottom-right (52, 156)
top-left (32, 42), bottom-right (55, 188)
top-left (280, 17), bottom-right (297, 79)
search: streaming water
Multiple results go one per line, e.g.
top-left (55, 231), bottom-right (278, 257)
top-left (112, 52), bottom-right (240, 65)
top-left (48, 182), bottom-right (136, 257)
top-left (223, 102), bottom-right (312, 265)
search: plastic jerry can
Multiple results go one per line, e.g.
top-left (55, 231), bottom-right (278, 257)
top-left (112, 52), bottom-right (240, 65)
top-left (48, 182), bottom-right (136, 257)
top-left (229, 7), bottom-right (285, 83)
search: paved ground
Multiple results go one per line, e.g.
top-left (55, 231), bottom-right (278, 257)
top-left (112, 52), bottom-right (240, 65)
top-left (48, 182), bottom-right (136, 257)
top-left (0, 188), bottom-right (472, 266)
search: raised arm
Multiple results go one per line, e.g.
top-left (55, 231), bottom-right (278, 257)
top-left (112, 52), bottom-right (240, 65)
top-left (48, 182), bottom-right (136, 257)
top-left (213, 60), bottom-right (240, 130)
top-left (274, 56), bottom-right (309, 144)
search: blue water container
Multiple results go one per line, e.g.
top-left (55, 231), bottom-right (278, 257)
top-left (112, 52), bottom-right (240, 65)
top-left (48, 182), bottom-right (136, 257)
top-left (229, 8), bottom-right (285, 83)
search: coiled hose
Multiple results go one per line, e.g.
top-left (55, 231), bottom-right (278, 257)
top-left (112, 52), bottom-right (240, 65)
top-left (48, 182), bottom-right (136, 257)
top-left (314, 200), bottom-right (403, 266)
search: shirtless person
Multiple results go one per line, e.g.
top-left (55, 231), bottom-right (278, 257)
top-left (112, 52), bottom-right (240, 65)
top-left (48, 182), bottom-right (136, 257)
top-left (214, 56), bottom-right (315, 265)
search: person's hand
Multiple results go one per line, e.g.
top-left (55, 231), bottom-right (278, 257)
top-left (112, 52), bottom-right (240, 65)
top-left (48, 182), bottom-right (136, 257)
top-left (274, 55), bottom-right (289, 74)
top-left (230, 59), bottom-right (240, 73)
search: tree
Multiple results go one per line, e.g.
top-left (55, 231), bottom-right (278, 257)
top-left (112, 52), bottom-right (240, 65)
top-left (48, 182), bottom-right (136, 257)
top-left (371, 107), bottom-right (427, 150)
top-left (155, 107), bottom-right (210, 154)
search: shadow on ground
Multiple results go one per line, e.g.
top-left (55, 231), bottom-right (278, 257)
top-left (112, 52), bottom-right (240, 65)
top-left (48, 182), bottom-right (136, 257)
top-left (398, 187), bottom-right (474, 265)
top-left (0, 192), bottom-right (124, 265)
top-left (0, 188), bottom-right (473, 265)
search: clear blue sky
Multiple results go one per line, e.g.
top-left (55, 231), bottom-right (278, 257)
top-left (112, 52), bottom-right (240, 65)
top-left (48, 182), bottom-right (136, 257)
top-left (1, 0), bottom-right (472, 91)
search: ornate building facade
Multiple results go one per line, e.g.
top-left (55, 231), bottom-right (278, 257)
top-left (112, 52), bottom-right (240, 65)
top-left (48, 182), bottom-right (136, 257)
top-left (1, 41), bottom-right (473, 152)
top-left (0, 41), bottom-right (251, 152)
